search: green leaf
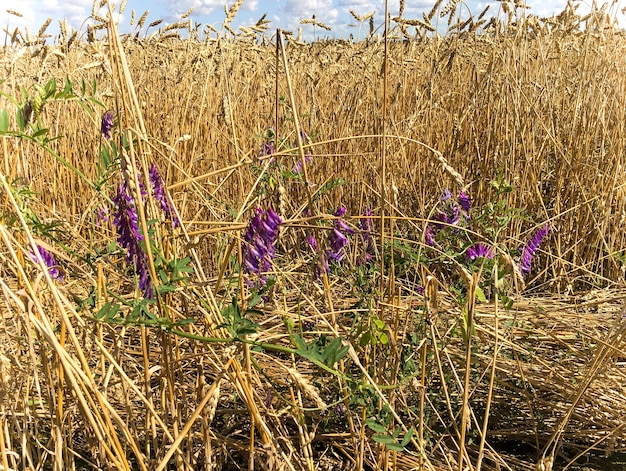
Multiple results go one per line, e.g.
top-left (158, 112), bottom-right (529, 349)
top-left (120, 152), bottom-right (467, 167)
top-left (383, 441), bottom-right (405, 452)
top-left (475, 286), bottom-right (487, 303)
top-left (365, 419), bottom-right (387, 434)
top-left (0, 109), bottom-right (8, 133)
top-left (378, 332), bottom-right (389, 345)
top-left (400, 428), bottom-right (415, 447)
top-left (372, 433), bottom-right (396, 445)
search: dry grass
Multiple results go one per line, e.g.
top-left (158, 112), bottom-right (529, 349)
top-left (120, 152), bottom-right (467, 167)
top-left (1, 1), bottom-right (626, 470)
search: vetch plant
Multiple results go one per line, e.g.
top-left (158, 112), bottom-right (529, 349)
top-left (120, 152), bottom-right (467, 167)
top-left (242, 207), bottom-right (282, 288)
top-left (519, 224), bottom-right (550, 277)
top-left (112, 181), bottom-right (153, 298)
top-left (326, 206), bottom-right (354, 265)
top-left (30, 244), bottom-right (64, 281)
top-left (149, 163), bottom-right (180, 228)
top-left (101, 110), bottom-right (114, 140)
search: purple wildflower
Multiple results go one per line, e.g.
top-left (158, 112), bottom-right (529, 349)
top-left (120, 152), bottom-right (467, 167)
top-left (113, 182), bottom-right (143, 260)
top-left (30, 245), bottom-right (64, 281)
top-left (242, 207), bottom-right (282, 287)
top-left (95, 205), bottom-right (109, 227)
top-left (292, 154), bottom-right (312, 174)
top-left (441, 189), bottom-right (453, 202)
top-left (149, 163), bottom-right (180, 228)
top-left (466, 243), bottom-right (495, 261)
top-left (425, 224), bottom-right (436, 246)
top-left (448, 204), bottom-right (460, 226)
top-left (101, 111), bottom-right (114, 140)
top-left (458, 191), bottom-right (471, 213)
top-left (306, 235), bottom-right (319, 252)
top-left (326, 207), bottom-right (353, 264)
top-left (519, 224), bottom-right (550, 277)
top-left (113, 181), bottom-right (153, 298)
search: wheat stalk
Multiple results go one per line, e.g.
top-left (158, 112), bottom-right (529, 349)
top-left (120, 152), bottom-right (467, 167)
top-left (137, 10), bottom-right (149, 29)
top-left (224, 0), bottom-right (243, 27)
top-left (350, 9), bottom-right (363, 22)
top-left (181, 7), bottom-right (194, 19)
top-left (37, 18), bottom-right (52, 39)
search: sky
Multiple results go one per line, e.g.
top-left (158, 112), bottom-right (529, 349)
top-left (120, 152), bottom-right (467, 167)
top-left (0, 0), bottom-right (622, 43)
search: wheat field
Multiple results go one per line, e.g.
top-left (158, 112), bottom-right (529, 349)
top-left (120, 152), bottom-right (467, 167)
top-left (1, 1), bottom-right (626, 470)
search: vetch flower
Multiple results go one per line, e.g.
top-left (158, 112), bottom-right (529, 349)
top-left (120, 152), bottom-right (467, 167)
top-left (113, 182), bottom-right (143, 261)
top-left (242, 207), bottom-right (282, 287)
top-left (519, 224), bottom-right (550, 277)
top-left (149, 163), bottom-right (180, 228)
top-left (425, 224), bottom-right (436, 246)
top-left (30, 245), bottom-right (64, 281)
top-left (113, 181), bottom-right (153, 298)
top-left (326, 207), bottom-right (353, 265)
top-left (306, 235), bottom-right (318, 252)
top-left (458, 191), bottom-right (471, 213)
top-left (292, 154), bottom-right (312, 174)
top-left (466, 243), bottom-right (494, 261)
top-left (441, 188), bottom-right (453, 202)
top-left (101, 111), bottom-right (114, 140)
top-left (95, 205), bottom-right (109, 227)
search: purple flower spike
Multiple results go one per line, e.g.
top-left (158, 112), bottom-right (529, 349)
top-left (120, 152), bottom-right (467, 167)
top-left (30, 245), bottom-right (64, 281)
top-left (242, 207), bottom-right (282, 287)
top-left (149, 163), bottom-right (180, 228)
top-left (306, 235), bottom-right (318, 252)
top-left (425, 224), bottom-right (436, 246)
top-left (458, 191), bottom-right (471, 213)
top-left (113, 182), bottom-right (143, 261)
top-left (441, 189), bottom-right (453, 202)
top-left (326, 207), bottom-right (352, 265)
top-left (466, 243), bottom-right (494, 261)
top-left (113, 181), bottom-right (153, 298)
top-left (101, 111), bottom-right (114, 140)
top-left (95, 206), bottom-right (109, 227)
top-left (519, 224), bottom-right (550, 277)
top-left (292, 154), bottom-right (312, 174)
